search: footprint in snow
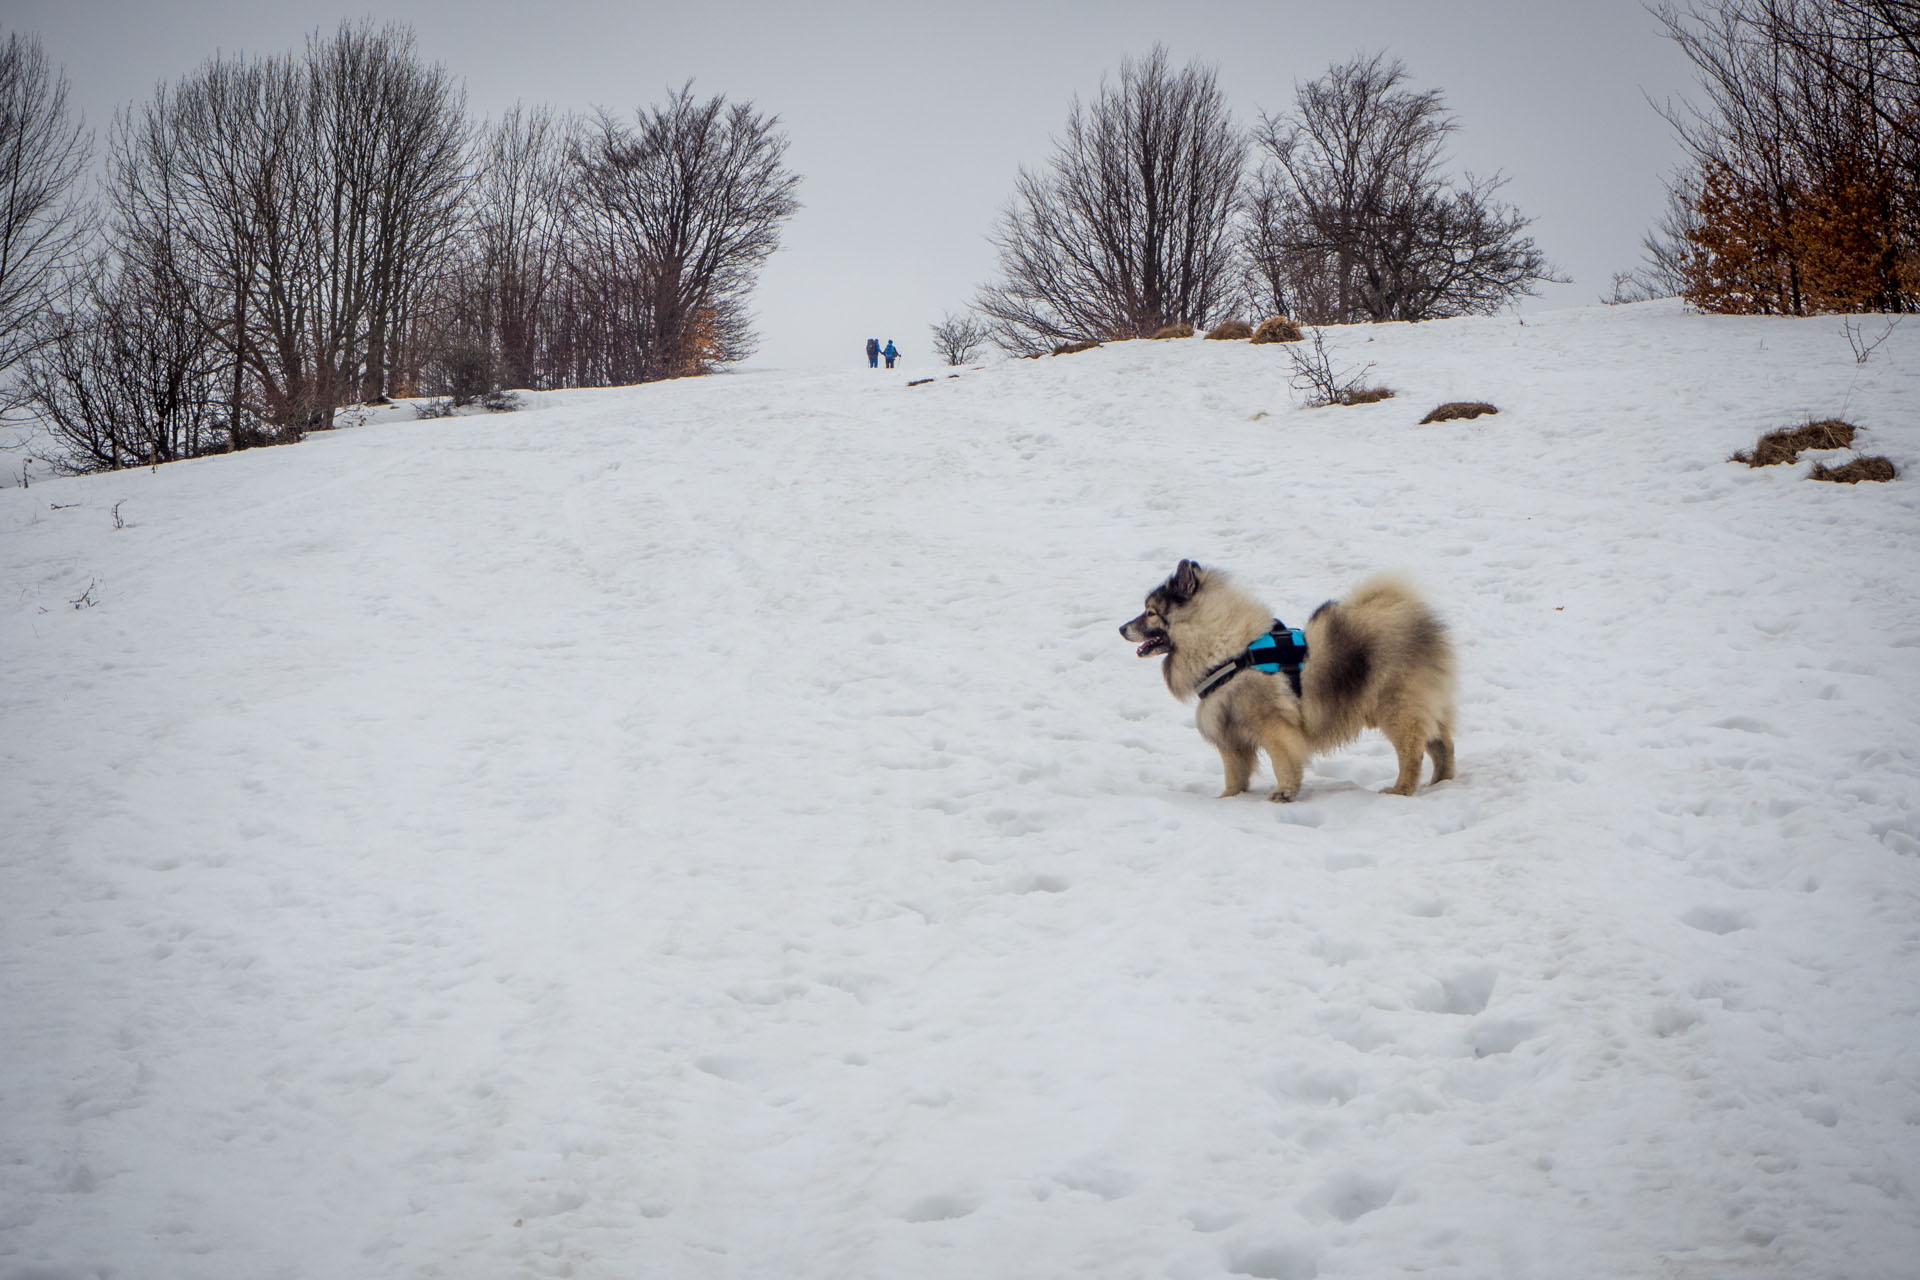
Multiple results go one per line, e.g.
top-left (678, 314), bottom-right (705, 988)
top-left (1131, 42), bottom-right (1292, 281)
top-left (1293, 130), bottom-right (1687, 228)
top-left (1412, 965), bottom-right (1497, 1016)
top-left (902, 1194), bottom-right (977, 1223)
top-left (1682, 905), bottom-right (1753, 935)
top-left (1300, 1171), bottom-right (1398, 1223)
top-left (1228, 1242), bottom-right (1320, 1280)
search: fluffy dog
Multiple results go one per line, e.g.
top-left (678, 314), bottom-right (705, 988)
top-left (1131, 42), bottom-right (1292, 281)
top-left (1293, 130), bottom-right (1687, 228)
top-left (1120, 560), bottom-right (1456, 800)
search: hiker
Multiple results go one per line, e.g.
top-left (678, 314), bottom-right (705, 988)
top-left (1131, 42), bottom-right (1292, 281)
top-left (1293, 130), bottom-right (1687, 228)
top-left (882, 339), bottom-right (899, 369)
top-left (865, 337), bottom-right (880, 369)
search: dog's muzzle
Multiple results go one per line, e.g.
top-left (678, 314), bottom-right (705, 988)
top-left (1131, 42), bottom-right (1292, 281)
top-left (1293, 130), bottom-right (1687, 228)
top-left (1120, 614), bottom-right (1172, 658)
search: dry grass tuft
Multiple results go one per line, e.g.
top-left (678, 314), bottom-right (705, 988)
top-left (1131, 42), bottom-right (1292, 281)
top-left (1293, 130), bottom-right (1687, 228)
top-left (1205, 320), bottom-right (1254, 340)
top-left (1051, 339), bottom-right (1102, 356)
top-left (1809, 455), bottom-right (1897, 484)
top-left (1420, 401), bottom-right (1498, 423)
top-left (1250, 315), bottom-right (1305, 344)
top-left (1730, 419), bottom-right (1857, 466)
top-left (1337, 387), bottom-right (1395, 405)
top-left (1152, 323), bottom-right (1195, 340)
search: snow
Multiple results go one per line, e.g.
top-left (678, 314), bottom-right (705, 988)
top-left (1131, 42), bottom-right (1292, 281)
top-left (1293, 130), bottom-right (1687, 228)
top-left (3, 300), bottom-right (1918, 1280)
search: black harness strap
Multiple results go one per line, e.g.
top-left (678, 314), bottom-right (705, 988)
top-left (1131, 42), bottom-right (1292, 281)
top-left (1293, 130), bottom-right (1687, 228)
top-left (1194, 620), bottom-right (1309, 700)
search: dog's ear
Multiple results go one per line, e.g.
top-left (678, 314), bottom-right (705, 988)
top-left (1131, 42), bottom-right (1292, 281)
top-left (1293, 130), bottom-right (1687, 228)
top-left (1169, 559), bottom-right (1203, 602)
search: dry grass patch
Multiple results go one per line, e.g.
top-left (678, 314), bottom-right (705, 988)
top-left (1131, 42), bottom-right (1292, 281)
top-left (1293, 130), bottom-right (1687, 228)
top-left (1152, 323), bottom-right (1194, 340)
top-left (1730, 419), bottom-right (1856, 466)
top-left (1251, 315), bottom-right (1305, 344)
top-left (1205, 320), bottom-right (1254, 340)
top-left (1336, 387), bottom-right (1395, 406)
top-left (1421, 401), bottom-right (1498, 423)
top-left (1809, 455), bottom-right (1897, 484)
top-left (1051, 339), bottom-right (1102, 356)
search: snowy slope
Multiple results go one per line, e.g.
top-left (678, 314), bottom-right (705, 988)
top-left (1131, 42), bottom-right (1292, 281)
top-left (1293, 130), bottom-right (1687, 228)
top-left (2, 302), bottom-right (1918, 1280)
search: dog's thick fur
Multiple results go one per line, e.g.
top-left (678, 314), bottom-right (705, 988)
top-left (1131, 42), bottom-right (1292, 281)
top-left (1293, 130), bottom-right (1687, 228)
top-left (1120, 560), bottom-right (1457, 800)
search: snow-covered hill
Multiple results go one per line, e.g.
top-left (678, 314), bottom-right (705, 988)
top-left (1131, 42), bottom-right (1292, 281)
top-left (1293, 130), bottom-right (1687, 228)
top-left (3, 302), bottom-right (1918, 1280)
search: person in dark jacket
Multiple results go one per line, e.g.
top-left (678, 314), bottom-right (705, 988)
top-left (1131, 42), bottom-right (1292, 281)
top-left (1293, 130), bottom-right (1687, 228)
top-left (882, 340), bottom-right (899, 369)
top-left (865, 337), bottom-right (880, 368)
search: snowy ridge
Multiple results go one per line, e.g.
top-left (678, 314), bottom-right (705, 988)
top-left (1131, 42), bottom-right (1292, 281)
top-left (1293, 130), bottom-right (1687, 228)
top-left (2, 302), bottom-right (1918, 1279)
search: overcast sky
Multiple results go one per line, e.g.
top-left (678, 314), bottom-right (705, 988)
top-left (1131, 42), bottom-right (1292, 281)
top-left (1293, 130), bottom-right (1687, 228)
top-left (12, 0), bottom-right (1701, 372)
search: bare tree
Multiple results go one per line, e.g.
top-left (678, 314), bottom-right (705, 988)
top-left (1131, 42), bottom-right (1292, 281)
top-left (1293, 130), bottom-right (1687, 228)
top-left (454, 103), bottom-right (569, 391)
top-left (565, 85), bottom-right (800, 382)
top-left (928, 310), bottom-right (989, 365)
top-left (0, 33), bottom-right (93, 404)
top-left (976, 46), bottom-right (1247, 354)
top-left (306, 23), bottom-right (469, 405)
top-left (1248, 53), bottom-right (1560, 324)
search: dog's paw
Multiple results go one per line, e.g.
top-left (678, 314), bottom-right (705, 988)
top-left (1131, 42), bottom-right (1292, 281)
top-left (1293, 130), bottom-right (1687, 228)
top-left (1380, 783), bottom-right (1416, 797)
top-left (1267, 786), bottom-right (1296, 804)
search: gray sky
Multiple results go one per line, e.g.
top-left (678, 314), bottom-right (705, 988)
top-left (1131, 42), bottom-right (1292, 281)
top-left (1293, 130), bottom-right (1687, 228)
top-left (12, 0), bottom-right (1700, 371)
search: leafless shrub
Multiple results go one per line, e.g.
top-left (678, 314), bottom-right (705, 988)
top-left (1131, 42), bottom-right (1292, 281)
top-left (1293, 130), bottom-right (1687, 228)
top-left (414, 396), bottom-right (455, 419)
top-left (977, 46), bottom-right (1246, 354)
top-left (431, 340), bottom-right (494, 406)
top-left (1843, 316), bottom-right (1899, 363)
top-left (1286, 328), bottom-right (1393, 406)
top-left (928, 311), bottom-right (990, 365)
top-left (21, 259), bottom-right (229, 472)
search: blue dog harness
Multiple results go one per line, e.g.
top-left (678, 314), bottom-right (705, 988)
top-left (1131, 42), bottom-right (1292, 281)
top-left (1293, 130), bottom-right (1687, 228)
top-left (1195, 621), bottom-right (1309, 700)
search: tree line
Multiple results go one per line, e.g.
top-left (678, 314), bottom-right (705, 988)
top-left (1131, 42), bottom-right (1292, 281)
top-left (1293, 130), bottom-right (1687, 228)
top-left (5, 7), bottom-right (1913, 473)
top-left (0, 22), bottom-right (800, 471)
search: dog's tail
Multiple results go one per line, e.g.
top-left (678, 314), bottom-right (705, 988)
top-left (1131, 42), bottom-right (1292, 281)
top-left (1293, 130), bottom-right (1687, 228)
top-left (1338, 572), bottom-right (1455, 680)
top-left (1343, 571), bottom-right (1426, 612)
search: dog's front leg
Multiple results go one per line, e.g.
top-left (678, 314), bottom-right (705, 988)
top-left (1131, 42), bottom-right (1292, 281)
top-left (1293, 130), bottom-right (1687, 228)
top-left (1260, 726), bottom-right (1308, 803)
top-left (1217, 741), bottom-right (1255, 797)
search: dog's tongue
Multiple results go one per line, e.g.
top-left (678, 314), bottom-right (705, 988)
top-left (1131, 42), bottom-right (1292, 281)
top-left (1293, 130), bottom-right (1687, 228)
top-left (1137, 640), bottom-right (1159, 658)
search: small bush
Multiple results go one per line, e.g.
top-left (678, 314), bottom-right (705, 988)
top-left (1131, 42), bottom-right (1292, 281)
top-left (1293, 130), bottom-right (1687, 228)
top-left (1152, 323), bottom-right (1195, 339)
top-left (1286, 327), bottom-right (1390, 407)
top-left (1205, 320), bottom-right (1254, 340)
top-left (1421, 401), bottom-right (1498, 423)
top-left (415, 397), bottom-right (456, 420)
top-left (1051, 339), bottom-right (1102, 356)
top-left (1251, 315), bottom-right (1305, 344)
top-left (1809, 455), bottom-right (1897, 484)
top-left (1731, 419), bottom-right (1856, 466)
top-left (481, 388), bottom-right (522, 413)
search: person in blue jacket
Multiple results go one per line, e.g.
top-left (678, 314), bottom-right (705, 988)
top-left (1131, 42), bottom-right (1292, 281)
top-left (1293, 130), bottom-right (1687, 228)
top-left (865, 337), bottom-right (880, 368)
top-left (882, 340), bottom-right (899, 369)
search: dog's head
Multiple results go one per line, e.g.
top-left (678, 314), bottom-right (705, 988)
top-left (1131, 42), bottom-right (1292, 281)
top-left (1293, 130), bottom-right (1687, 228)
top-left (1119, 559), bottom-right (1206, 659)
